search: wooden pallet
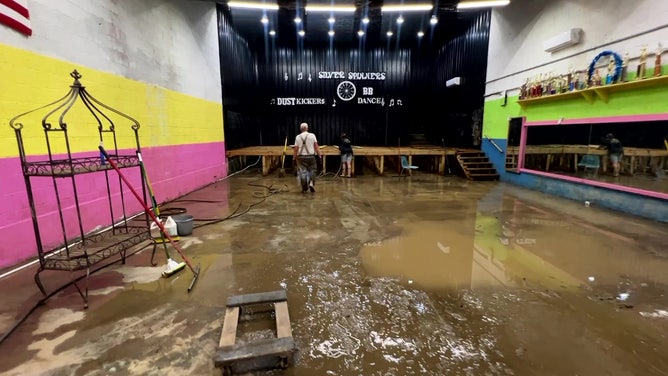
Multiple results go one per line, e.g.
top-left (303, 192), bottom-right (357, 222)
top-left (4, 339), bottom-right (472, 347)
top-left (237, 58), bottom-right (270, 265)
top-left (214, 290), bottom-right (296, 375)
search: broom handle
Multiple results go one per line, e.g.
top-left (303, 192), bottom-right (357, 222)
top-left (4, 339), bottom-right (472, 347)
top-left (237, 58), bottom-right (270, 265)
top-left (137, 151), bottom-right (170, 259)
top-left (99, 146), bottom-right (197, 273)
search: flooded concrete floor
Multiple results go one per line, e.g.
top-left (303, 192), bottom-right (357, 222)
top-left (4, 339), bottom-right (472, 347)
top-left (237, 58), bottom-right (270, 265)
top-left (0, 171), bottom-right (667, 376)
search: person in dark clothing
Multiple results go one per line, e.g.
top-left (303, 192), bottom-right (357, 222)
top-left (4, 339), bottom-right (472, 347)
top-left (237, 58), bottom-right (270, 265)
top-left (339, 132), bottom-right (353, 178)
top-left (599, 133), bottom-right (624, 176)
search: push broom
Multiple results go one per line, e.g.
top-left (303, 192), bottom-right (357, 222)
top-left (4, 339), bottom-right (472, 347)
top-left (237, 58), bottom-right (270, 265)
top-left (137, 150), bottom-right (184, 277)
top-left (100, 146), bottom-right (200, 291)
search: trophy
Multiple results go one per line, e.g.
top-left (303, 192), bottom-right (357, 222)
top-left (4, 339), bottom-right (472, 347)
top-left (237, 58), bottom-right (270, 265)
top-left (567, 67), bottom-right (574, 91)
top-left (519, 78), bottom-right (528, 99)
top-left (637, 46), bottom-right (648, 79)
top-left (621, 52), bottom-right (629, 82)
top-left (578, 70), bottom-right (587, 90)
top-left (606, 56), bottom-right (616, 84)
top-left (654, 44), bottom-right (663, 77)
top-left (591, 69), bottom-right (602, 87)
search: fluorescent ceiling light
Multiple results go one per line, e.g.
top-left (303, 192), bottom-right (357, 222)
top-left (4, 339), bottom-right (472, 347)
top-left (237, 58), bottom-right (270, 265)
top-left (382, 4), bottom-right (433, 12)
top-left (228, 1), bottom-right (279, 10)
top-left (305, 5), bottom-right (356, 12)
top-left (457, 0), bottom-right (510, 9)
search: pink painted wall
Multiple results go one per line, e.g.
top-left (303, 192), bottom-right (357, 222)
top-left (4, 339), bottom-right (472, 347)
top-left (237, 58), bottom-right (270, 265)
top-left (0, 141), bottom-right (226, 269)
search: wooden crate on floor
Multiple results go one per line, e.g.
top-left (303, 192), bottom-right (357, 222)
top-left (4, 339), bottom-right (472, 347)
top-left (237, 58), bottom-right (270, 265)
top-left (214, 290), bottom-right (296, 375)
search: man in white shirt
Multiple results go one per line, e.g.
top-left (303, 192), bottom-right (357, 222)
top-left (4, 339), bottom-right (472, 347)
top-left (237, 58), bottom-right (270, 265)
top-left (293, 122), bottom-right (323, 193)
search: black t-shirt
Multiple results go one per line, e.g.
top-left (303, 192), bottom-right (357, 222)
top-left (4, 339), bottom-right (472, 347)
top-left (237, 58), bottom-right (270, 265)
top-left (340, 138), bottom-right (353, 154)
top-left (602, 138), bottom-right (623, 154)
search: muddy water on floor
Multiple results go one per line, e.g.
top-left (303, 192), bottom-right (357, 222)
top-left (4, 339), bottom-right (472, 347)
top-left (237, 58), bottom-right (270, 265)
top-left (0, 176), bottom-right (667, 376)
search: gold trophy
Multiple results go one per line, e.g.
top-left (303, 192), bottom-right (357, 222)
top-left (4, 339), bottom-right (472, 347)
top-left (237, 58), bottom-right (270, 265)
top-left (637, 46), bottom-right (648, 79)
top-left (592, 69), bottom-right (602, 86)
top-left (654, 44), bottom-right (663, 77)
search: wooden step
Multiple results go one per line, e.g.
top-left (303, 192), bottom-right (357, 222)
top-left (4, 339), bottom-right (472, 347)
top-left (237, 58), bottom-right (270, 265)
top-left (462, 166), bottom-right (493, 169)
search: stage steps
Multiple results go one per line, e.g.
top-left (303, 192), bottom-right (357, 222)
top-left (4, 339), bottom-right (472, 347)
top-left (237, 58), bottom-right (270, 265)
top-left (456, 151), bottom-right (499, 181)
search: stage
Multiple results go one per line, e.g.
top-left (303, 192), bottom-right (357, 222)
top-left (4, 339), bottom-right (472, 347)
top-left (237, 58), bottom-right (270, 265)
top-left (226, 145), bottom-right (467, 176)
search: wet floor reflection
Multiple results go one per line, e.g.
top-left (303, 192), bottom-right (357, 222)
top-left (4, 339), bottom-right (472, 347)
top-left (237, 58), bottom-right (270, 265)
top-left (0, 174), bottom-right (667, 375)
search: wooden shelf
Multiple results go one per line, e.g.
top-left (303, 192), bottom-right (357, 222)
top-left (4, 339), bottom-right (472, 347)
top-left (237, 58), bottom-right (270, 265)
top-left (517, 74), bottom-right (668, 109)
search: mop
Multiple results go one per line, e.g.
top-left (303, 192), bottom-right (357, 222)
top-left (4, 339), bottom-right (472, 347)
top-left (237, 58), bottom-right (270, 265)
top-left (101, 146), bottom-right (200, 291)
top-left (137, 151), bottom-right (185, 277)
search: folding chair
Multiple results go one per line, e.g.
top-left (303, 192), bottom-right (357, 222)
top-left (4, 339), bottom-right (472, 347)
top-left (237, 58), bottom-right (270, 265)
top-left (400, 156), bottom-right (419, 177)
top-left (577, 154), bottom-right (600, 176)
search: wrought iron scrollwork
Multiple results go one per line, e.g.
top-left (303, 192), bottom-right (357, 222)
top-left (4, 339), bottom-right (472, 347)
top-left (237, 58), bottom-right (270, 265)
top-left (10, 70), bottom-right (150, 305)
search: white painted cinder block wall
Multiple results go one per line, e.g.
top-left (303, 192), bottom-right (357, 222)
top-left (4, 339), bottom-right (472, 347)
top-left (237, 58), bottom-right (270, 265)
top-left (485, 0), bottom-right (668, 97)
top-left (1, 0), bottom-right (221, 102)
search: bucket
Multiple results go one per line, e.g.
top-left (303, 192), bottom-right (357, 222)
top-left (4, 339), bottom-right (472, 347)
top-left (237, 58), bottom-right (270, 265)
top-left (173, 214), bottom-right (194, 236)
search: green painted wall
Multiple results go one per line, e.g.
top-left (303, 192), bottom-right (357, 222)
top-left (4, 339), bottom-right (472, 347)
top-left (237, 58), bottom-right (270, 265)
top-left (483, 76), bottom-right (668, 139)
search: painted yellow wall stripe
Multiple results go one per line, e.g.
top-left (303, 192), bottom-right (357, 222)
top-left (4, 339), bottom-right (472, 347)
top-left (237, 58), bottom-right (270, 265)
top-left (0, 43), bottom-right (223, 158)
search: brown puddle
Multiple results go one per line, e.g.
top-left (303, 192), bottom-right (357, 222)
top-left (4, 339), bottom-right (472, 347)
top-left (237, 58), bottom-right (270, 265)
top-left (0, 175), bottom-right (667, 376)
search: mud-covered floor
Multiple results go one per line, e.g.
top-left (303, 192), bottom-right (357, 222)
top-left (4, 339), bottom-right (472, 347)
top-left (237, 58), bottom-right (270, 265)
top-left (0, 171), bottom-right (667, 376)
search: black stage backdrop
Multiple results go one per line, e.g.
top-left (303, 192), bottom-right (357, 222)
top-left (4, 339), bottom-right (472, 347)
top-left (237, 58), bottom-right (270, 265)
top-left (218, 5), bottom-right (490, 149)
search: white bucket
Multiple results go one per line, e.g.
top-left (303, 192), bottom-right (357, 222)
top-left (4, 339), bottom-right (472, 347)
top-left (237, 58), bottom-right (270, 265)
top-left (150, 216), bottom-right (178, 239)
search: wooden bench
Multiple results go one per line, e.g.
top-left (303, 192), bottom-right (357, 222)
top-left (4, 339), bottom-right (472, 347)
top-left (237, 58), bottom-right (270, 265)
top-left (214, 290), bottom-right (296, 375)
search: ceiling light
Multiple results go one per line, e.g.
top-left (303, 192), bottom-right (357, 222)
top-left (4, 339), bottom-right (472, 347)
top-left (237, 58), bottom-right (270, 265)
top-left (417, 31), bottom-right (424, 37)
top-left (386, 31), bottom-right (393, 37)
top-left (298, 30), bottom-right (305, 36)
top-left (430, 15), bottom-right (438, 25)
top-left (357, 30), bottom-right (365, 37)
top-left (269, 30), bottom-right (276, 36)
top-left (396, 16), bottom-right (404, 24)
top-left (305, 5), bottom-right (356, 12)
top-left (328, 16), bottom-right (335, 24)
top-left (228, 1), bottom-right (279, 10)
top-left (362, 17), bottom-right (370, 24)
top-left (260, 15), bottom-right (268, 24)
top-left (457, 0), bottom-right (510, 9)
top-left (328, 30), bottom-right (335, 37)
top-left (382, 4), bottom-right (433, 12)
top-left (294, 17), bottom-right (302, 24)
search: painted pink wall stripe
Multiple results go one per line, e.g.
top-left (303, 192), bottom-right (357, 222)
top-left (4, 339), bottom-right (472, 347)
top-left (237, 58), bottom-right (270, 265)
top-left (525, 113), bottom-right (668, 126)
top-left (0, 141), bottom-right (227, 269)
top-left (518, 168), bottom-right (668, 200)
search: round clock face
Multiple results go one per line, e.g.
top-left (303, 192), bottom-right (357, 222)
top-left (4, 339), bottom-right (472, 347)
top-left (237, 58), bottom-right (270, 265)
top-left (336, 81), bottom-right (356, 101)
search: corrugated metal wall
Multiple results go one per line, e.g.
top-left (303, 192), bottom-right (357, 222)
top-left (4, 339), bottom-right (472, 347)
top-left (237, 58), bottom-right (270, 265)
top-left (218, 7), bottom-right (490, 149)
